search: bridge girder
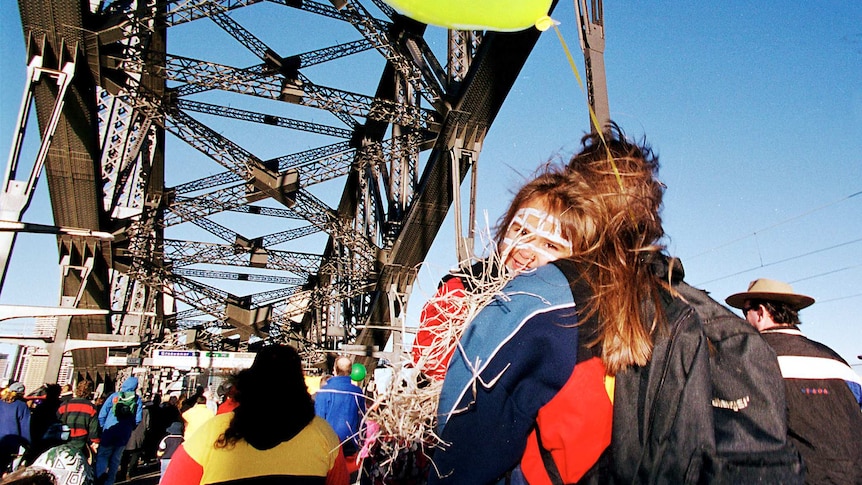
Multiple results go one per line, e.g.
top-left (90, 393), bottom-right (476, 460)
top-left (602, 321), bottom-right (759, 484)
top-left (11, 0), bottom-right (558, 378)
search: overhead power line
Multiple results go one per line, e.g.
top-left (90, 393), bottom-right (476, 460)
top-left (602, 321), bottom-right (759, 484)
top-left (695, 237), bottom-right (862, 286)
top-left (687, 190), bottom-right (861, 261)
top-left (817, 292), bottom-right (862, 304)
top-left (789, 263), bottom-right (862, 284)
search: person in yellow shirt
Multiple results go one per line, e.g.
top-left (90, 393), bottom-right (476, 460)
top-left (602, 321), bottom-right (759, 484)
top-left (160, 345), bottom-right (349, 485)
top-left (181, 395), bottom-right (214, 439)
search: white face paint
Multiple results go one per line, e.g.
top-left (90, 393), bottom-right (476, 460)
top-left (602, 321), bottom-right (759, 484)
top-left (501, 204), bottom-right (573, 272)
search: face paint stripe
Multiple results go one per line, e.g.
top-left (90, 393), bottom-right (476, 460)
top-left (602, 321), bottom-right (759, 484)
top-left (502, 237), bottom-right (569, 261)
top-left (508, 208), bottom-right (573, 251)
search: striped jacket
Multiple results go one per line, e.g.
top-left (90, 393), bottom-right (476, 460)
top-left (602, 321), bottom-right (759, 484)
top-left (57, 397), bottom-right (101, 445)
top-left (760, 326), bottom-right (862, 484)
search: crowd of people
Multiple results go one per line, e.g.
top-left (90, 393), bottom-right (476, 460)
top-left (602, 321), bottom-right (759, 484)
top-left (1, 123), bottom-right (860, 485)
top-left (0, 376), bottom-right (238, 485)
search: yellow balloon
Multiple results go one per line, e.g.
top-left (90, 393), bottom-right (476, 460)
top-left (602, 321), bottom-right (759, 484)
top-left (383, 0), bottom-right (554, 32)
top-left (534, 16), bottom-right (556, 32)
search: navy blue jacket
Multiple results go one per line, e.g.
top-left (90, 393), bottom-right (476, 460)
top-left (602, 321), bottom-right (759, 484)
top-left (432, 262), bottom-right (596, 484)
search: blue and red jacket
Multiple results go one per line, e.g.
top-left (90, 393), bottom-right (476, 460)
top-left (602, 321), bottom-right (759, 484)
top-left (431, 260), bottom-right (611, 484)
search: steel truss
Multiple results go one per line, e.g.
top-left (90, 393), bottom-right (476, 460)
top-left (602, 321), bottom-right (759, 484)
top-left (12, 0), bottom-right (558, 376)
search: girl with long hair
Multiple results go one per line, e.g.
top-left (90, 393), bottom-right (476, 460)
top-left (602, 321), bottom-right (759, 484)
top-left (561, 122), bottom-right (668, 374)
top-left (369, 168), bottom-right (579, 482)
top-left (411, 170), bottom-right (577, 380)
top-left (430, 123), bottom-right (672, 484)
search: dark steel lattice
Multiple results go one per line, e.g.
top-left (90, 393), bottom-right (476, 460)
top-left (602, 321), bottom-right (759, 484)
top-left (15, 0), bottom-right (554, 376)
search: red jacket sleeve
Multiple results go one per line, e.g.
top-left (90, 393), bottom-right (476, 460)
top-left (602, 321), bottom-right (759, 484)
top-left (411, 276), bottom-right (468, 380)
top-left (160, 444), bottom-right (203, 485)
top-left (326, 446), bottom-right (350, 485)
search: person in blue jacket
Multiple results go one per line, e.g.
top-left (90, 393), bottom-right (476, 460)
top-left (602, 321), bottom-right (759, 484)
top-left (315, 356), bottom-right (367, 456)
top-left (0, 382), bottom-right (31, 473)
top-left (95, 376), bottom-right (143, 485)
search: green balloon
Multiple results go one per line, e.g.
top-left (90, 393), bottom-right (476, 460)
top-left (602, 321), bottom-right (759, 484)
top-left (350, 363), bottom-right (367, 381)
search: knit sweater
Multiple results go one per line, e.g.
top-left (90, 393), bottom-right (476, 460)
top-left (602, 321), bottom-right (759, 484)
top-left (58, 397), bottom-right (101, 445)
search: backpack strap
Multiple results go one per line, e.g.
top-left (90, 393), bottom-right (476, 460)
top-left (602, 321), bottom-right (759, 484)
top-left (535, 425), bottom-right (610, 485)
top-left (635, 296), bottom-right (690, 472)
top-left (534, 425), bottom-right (566, 485)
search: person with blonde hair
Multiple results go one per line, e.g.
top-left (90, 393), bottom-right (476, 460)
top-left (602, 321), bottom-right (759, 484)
top-left (0, 383), bottom-right (31, 474)
top-left (430, 123), bottom-right (672, 484)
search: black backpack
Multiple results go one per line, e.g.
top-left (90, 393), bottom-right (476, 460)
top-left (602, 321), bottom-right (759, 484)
top-left (674, 281), bottom-right (804, 483)
top-left (538, 258), bottom-right (805, 484)
top-left (606, 260), bottom-right (804, 484)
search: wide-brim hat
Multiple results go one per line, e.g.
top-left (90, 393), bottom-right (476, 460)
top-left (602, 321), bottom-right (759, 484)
top-left (726, 278), bottom-right (814, 311)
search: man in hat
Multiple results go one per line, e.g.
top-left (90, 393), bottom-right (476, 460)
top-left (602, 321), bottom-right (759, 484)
top-left (726, 278), bottom-right (862, 484)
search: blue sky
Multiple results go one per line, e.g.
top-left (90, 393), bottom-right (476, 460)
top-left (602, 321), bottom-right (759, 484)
top-left (1, 1), bottom-right (860, 366)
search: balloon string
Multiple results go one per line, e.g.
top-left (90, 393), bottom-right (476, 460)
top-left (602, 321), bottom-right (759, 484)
top-left (551, 23), bottom-right (625, 194)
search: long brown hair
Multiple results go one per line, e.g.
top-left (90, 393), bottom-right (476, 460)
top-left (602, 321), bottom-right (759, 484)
top-left (494, 169), bottom-right (580, 249)
top-left (564, 123), bottom-right (668, 375)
